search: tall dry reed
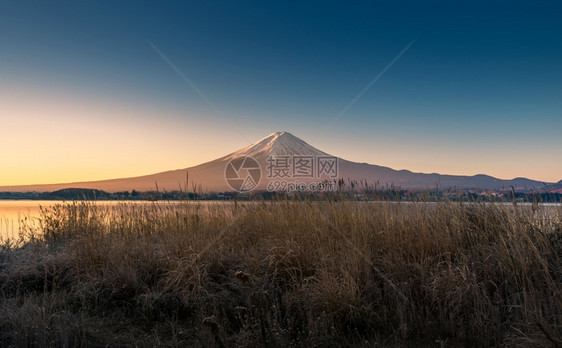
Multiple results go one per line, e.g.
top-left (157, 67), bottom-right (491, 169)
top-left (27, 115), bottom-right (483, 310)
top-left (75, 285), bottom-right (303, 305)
top-left (0, 198), bottom-right (560, 346)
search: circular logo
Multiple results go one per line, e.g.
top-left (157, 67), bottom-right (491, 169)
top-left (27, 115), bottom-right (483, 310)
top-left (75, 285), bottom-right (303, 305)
top-left (224, 156), bottom-right (261, 192)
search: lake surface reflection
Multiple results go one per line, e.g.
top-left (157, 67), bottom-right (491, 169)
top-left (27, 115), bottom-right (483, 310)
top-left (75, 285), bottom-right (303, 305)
top-left (1, 199), bottom-right (559, 242)
top-left (0, 200), bottom-right (212, 241)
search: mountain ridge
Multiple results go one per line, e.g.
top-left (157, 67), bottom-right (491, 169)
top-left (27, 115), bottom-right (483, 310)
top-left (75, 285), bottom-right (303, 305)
top-left (0, 131), bottom-right (553, 193)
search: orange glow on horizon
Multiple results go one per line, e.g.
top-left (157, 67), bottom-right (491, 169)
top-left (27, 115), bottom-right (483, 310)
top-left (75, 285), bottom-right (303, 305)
top-left (1, 85), bottom-right (560, 186)
top-left (0, 86), bottom-right (240, 186)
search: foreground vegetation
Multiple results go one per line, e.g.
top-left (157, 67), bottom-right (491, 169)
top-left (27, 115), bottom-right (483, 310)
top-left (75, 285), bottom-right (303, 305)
top-left (0, 198), bottom-right (560, 347)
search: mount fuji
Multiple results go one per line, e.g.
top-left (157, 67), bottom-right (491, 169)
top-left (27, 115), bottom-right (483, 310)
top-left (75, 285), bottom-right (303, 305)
top-left (0, 131), bottom-right (551, 193)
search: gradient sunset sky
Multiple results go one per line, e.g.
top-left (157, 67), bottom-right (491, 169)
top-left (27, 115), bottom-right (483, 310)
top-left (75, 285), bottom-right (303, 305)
top-left (1, 1), bottom-right (561, 185)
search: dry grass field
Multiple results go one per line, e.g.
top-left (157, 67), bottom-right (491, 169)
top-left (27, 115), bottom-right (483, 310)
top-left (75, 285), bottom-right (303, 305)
top-left (0, 197), bottom-right (560, 346)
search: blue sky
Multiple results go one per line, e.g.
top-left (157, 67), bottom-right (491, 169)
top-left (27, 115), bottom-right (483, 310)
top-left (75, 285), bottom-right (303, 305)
top-left (1, 1), bottom-right (561, 184)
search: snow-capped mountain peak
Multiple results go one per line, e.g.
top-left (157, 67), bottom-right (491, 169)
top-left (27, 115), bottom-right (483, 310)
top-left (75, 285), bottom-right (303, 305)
top-left (225, 131), bottom-right (330, 160)
top-left (0, 131), bottom-right (551, 193)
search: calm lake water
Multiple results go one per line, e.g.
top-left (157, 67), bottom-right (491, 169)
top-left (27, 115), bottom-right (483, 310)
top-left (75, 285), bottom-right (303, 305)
top-left (0, 200), bottom-right (185, 241)
top-left (1, 199), bottom-right (559, 242)
top-left (0, 200), bottom-right (46, 241)
top-left (0, 200), bottom-right (240, 241)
